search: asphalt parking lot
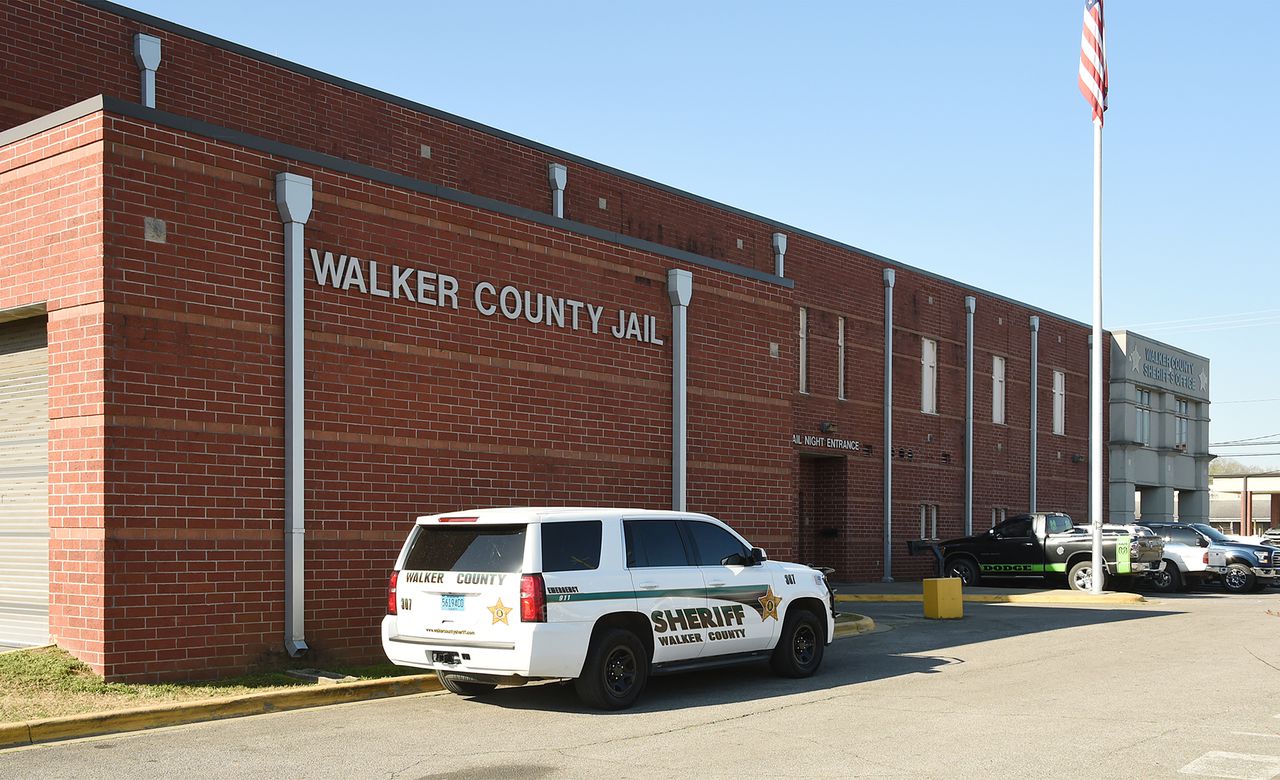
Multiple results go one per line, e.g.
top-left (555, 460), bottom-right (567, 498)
top-left (3, 586), bottom-right (1279, 779)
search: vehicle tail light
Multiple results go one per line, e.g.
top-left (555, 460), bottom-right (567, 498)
top-left (1202, 551), bottom-right (1209, 565)
top-left (388, 571), bottom-right (399, 615)
top-left (439, 516), bottom-right (479, 523)
top-left (520, 573), bottom-right (546, 623)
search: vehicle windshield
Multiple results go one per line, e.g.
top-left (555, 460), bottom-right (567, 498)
top-left (1190, 524), bottom-right (1231, 544)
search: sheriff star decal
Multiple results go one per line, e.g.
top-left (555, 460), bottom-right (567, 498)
top-left (488, 598), bottom-right (512, 625)
top-left (758, 585), bottom-right (782, 621)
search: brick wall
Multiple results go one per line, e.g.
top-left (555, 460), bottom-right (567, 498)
top-left (0, 113), bottom-right (108, 667)
top-left (83, 110), bottom-right (792, 680)
top-left (787, 238), bottom-right (1104, 579)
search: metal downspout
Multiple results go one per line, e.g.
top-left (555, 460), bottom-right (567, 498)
top-left (1029, 316), bottom-right (1040, 513)
top-left (667, 269), bottom-right (693, 512)
top-left (133, 34), bottom-right (161, 109)
top-left (964, 296), bottom-right (975, 536)
top-left (276, 172), bottom-right (312, 658)
top-left (882, 269), bottom-right (895, 582)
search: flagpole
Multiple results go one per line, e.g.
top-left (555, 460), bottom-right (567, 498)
top-left (1089, 119), bottom-right (1104, 594)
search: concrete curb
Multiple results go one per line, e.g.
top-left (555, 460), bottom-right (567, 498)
top-left (836, 590), bottom-right (1146, 605)
top-left (0, 674), bottom-right (443, 751)
top-left (833, 612), bottom-right (876, 637)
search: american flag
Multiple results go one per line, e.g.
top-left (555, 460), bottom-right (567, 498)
top-left (1078, 0), bottom-right (1108, 125)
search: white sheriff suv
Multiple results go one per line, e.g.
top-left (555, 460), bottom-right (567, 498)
top-left (382, 508), bottom-right (836, 709)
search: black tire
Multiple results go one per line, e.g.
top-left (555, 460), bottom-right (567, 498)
top-left (573, 627), bottom-right (649, 710)
top-left (1221, 563), bottom-right (1256, 594)
top-left (770, 608), bottom-right (826, 678)
top-left (436, 670), bottom-right (497, 697)
top-left (1067, 560), bottom-right (1105, 592)
top-left (1149, 562), bottom-right (1181, 594)
top-left (946, 557), bottom-right (980, 586)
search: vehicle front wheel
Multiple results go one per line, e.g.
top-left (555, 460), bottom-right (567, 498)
top-left (574, 627), bottom-right (649, 710)
top-left (771, 608), bottom-right (826, 678)
top-left (1221, 563), bottom-right (1256, 594)
top-left (1149, 562), bottom-right (1181, 593)
top-left (436, 671), bottom-right (498, 697)
top-left (946, 557), bottom-right (980, 586)
top-left (1067, 560), bottom-right (1105, 592)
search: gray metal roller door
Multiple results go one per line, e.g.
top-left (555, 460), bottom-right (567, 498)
top-left (0, 317), bottom-right (49, 646)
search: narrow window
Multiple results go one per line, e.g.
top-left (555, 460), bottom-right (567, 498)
top-left (1136, 388), bottom-right (1152, 446)
top-left (1175, 398), bottom-right (1189, 450)
top-left (992, 355), bottom-right (1006, 425)
top-left (837, 316), bottom-right (846, 400)
top-left (921, 337), bottom-right (937, 414)
top-left (1052, 370), bottom-right (1065, 435)
top-left (991, 507), bottom-right (1007, 528)
top-left (919, 504), bottom-right (939, 539)
top-left (799, 307), bottom-right (808, 394)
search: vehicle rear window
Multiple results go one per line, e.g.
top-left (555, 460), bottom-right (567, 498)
top-left (541, 521), bottom-right (602, 571)
top-left (402, 525), bottom-right (526, 573)
top-left (624, 520), bottom-right (691, 568)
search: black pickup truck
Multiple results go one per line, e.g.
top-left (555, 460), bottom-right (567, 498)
top-left (939, 512), bottom-right (1164, 591)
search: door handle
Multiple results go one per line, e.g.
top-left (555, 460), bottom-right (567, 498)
top-left (637, 581), bottom-right (659, 590)
top-left (707, 581), bottom-right (727, 587)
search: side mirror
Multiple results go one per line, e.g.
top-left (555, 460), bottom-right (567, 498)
top-left (750, 547), bottom-right (767, 565)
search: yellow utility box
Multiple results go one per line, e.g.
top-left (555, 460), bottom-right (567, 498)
top-left (922, 577), bottom-right (963, 619)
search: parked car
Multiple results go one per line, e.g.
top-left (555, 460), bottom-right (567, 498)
top-left (1139, 522), bottom-right (1278, 594)
top-left (940, 512), bottom-right (1163, 592)
top-left (381, 508), bottom-right (836, 709)
top-left (1135, 522), bottom-right (1210, 593)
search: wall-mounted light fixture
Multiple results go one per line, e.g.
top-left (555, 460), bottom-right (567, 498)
top-left (1071, 454), bottom-right (1085, 464)
top-left (819, 421), bottom-right (837, 434)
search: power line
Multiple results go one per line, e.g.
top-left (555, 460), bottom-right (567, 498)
top-left (1212, 442), bottom-right (1280, 448)
top-left (1126, 307), bottom-right (1280, 329)
top-left (1212, 432), bottom-right (1280, 445)
top-left (1215, 398), bottom-right (1280, 405)
top-left (1141, 315), bottom-right (1280, 336)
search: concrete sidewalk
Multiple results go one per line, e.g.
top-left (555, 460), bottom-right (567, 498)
top-left (830, 580), bottom-right (1146, 605)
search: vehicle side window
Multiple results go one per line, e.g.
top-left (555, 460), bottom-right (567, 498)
top-left (1169, 528), bottom-right (1200, 546)
top-left (998, 518), bottom-right (1032, 538)
top-left (683, 521), bottom-right (750, 566)
top-left (624, 520), bottom-right (691, 568)
top-left (541, 521), bottom-right (602, 571)
top-left (1045, 515), bottom-right (1073, 534)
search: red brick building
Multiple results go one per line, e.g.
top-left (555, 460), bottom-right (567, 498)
top-left (0, 0), bottom-right (1102, 680)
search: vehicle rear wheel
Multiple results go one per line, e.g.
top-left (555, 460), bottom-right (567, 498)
top-left (436, 670), bottom-right (498, 697)
top-left (1221, 563), bottom-right (1256, 594)
top-left (1067, 560), bottom-right (1105, 592)
top-left (1149, 562), bottom-right (1181, 593)
top-left (946, 557), bottom-right (980, 586)
top-left (574, 627), bottom-right (649, 710)
top-left (770, 608), bottom-right (826, 678)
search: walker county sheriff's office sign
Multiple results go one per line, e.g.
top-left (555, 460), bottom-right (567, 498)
top-left (309, 249), bottom-right (664, 345)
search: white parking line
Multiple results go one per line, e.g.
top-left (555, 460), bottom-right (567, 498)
top-left (1233, 733), bottom-right (1280, 740)
top-left (1179, 752), bottom-right (1280, 780)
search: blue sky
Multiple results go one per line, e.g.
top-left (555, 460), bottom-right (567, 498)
top-left (119, 1), bottom-right (1280, 466)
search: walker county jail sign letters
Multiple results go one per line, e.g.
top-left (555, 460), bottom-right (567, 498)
top-left (309, 248), bottom-right (665, 345)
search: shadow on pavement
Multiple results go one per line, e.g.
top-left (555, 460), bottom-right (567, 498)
top-left (469, 599), bottom-right (1184, 715)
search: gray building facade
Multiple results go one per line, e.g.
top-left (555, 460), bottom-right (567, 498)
top-left (1109, 331), bottom-right (1212, 522)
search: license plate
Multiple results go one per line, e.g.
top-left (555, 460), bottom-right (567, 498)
top-left (441, 594), bottom-right (465, 611)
